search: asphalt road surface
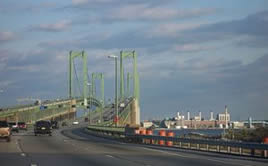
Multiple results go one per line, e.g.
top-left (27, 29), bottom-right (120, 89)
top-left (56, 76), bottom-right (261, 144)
top-left (0, 125), bottom-right (267, 166)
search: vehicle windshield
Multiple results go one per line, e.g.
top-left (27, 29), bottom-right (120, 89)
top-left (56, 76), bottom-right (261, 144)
top-left (36, 121), bottom-right (50, 127)
top-left (0, 121), bottom-right (8, 127)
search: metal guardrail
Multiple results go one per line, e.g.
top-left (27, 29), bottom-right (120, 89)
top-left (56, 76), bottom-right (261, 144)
top-left (85, 126), bottom-right (268, 158)
top-left (129, 135), bottom-right (268, 151)
top-left (87, 125), bottom-right (125, 134)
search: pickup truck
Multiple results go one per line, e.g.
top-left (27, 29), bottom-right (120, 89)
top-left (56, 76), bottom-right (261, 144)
top-left (0, 121), bottom-right (11, 142)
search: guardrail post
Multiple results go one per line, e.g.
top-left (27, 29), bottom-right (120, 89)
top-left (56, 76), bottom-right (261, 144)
top-left (263, 150), bottom-right (267, 158)
top-left (217, 145), bottom-right (220, 152)
top-left (250, 149), bottom-right (255, 156)
top-left (227, 146), bottom-right (231, 153)
top-left (239, 147), bottom-right (242, 155)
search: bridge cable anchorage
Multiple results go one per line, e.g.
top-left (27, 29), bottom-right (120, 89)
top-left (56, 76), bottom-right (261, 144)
top-left (73, 59), bottom-right (82, 97)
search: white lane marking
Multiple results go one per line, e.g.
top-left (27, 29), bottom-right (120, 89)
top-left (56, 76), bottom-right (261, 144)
top-left (20, 153), bottom-right (26, 157)
top-left (16, 140), bottom-right (23, 153)
top-left (119, 142), bottom-right (126, 145)
top-left (105, 155), bottom-right (114, 158)
top-left (142, 147), bottom-right (190, 158)
top-left (206, 159), bottom-right (252, 166)
top-left (141, 147), bottom-right (254, 166)
top-left (30, 163), bottom-right (38, 166)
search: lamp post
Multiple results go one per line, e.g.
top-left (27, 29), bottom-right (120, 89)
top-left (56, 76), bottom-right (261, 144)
top-left (108, 55), bottom-right (118, 127)
top-left (87, 82), bottom-right (91, 124)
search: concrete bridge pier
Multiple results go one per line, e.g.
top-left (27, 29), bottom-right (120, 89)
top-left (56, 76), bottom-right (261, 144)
top-left (130, 98), bottom-right (140, 125)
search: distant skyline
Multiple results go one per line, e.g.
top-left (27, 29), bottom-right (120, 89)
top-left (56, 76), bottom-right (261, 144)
top-left (1, 0), bottom-right (268, 120)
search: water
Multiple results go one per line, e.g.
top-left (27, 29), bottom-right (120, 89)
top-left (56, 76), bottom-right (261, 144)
top-left (154, 128), bottom-right (225, 137)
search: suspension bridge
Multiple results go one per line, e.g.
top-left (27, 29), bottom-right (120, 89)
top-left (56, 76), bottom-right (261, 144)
top-left (0, 50), bottom-right (140, 127)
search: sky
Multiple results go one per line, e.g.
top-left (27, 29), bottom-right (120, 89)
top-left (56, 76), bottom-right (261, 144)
top-left (0, 0), bottom-right (268, 121)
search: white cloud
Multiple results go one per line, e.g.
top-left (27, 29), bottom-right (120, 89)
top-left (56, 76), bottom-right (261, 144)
top-left (147, 22), bottom-right (206, 37)
top-left (0, 31), bottom-right (16, 42)
top-left (0, 80), bottom-right (15, 87)
top-left (109, 5), bottom-right (217, 21)
top-left (174, 44), bottom-right (215, 52)
top-left (7, 65), bottom-right (41, 72)
top-left (72, 0), bottom-right (113, 5)
top-left (32, 20), bottom-right (72, 32)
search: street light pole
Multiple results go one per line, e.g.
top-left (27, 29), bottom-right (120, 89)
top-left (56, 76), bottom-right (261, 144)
top-left (108, 55), bottom-right (119, 127)
top-left (87, 82), bottom-right (91, 125)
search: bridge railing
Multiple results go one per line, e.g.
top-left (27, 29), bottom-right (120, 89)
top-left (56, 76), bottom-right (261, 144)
top-left (85, 126), bottom-right (268, 158)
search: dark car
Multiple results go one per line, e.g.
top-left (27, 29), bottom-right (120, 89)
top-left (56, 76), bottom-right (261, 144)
top-left (50, 121), bottom-right (59, 129)
top-left (8, 122), bottom-right (19, 133)
top-left (18, 122), bottom-right (27, 130)
top-left (34, 121), bottom-right (52, 136)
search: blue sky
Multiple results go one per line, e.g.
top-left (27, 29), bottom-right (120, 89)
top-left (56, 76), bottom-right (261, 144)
top-left (0, 0), bottom-right (268, 121)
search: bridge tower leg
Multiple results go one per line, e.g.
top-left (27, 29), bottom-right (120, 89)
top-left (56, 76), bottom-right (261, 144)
top-left (119, 50), bottom-right (140, 125)
top-left (127, 72), bottom-right (131, 97)
top-left (69, 51), bottom-right (88, 107)
top-left (119, 51), bottom-right (140, 102)
top-left (91, 72), bottom-right (105, 123)
top-left (69, 51), bottom-right (73, 99)
top-left (82, 51), bottom-right (88, 106)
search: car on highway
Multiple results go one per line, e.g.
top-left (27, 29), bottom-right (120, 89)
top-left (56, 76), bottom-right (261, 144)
top-left (51, 120), bottom-right (59, 129)
top-left (8, 122), bottom-right (19, 133)
top-left (18, 122), bottom-right (27, 130)
top-left (72, 121), bottom-right (79, 125)
top-left (0, 121), bottom-right (11, 142)
top-left (34, 120), bottom-right (52, 136)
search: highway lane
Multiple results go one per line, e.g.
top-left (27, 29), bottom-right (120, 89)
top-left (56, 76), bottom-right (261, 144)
top-left (0, 126), bottom-right (267, 166)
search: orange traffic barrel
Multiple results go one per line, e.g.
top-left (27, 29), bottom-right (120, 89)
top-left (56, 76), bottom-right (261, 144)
top-left (139, 129), bottom-right (147, 144)
top-left (146, 130), bottom-right (153, 144)
top-left (159, 130), bottom-right (166, 136)
top-left (146, 130), bottom-right (153, 135)
top-left (166, 132), bottom-right (175, 146)
top-left (158, 130), bottom-right (166, 145)
top-left (140, 129), bottom-right (146, 135)
top-left (263, 137), bottom-right (268, 144)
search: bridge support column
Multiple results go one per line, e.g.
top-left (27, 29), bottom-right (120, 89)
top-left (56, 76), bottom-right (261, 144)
top-left (130, 98), bottom-right (140, 125)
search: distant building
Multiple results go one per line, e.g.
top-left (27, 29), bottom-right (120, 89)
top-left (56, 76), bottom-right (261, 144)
top-left (217, 113), bottom-right (230, 121)
top-left (141, 121), bottom-right (153, 128)
top-left (193, 116), bottom-right (201, 121)
top-left (232, 121), bottom-right (245, 129)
